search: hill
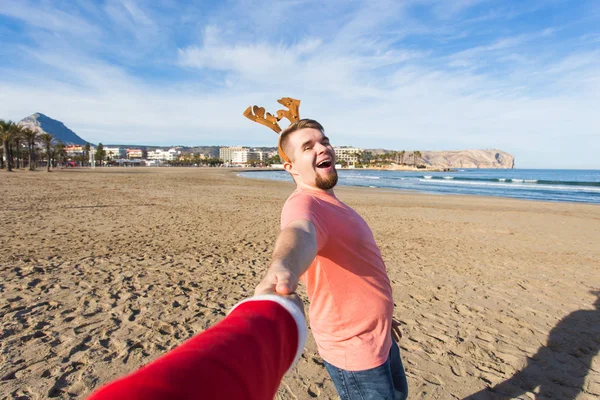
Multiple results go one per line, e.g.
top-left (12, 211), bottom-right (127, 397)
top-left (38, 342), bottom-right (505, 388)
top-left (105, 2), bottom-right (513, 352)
top-left (420, 149), bottom-right (514, 169)
top-left (367, 148), bottom-right (515, 169)
top-left (19, 113), bottom-right (91, 146)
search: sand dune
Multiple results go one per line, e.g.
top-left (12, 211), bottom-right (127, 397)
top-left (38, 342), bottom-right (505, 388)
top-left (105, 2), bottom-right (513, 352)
top-left (1, 168), bottom-right (599, 399)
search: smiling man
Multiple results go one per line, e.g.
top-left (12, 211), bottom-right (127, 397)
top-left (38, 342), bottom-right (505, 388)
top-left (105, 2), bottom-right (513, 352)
top-left (254, 119), bottom-right (408, 400)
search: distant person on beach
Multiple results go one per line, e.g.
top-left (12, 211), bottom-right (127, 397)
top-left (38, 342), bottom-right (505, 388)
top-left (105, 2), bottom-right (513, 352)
top-left (254, 118), bottom-right (408, 400)
top-left (88, 291), bottom-right (306, 400)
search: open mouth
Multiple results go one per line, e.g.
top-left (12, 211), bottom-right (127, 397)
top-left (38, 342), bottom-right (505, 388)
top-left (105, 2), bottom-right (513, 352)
top-left (316, 159), bottom-right (332, 169)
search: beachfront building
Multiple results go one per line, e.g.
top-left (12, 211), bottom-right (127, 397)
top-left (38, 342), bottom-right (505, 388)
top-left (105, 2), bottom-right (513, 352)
top-left (65, 145), bottom-right (84, 157)
top-left (147, 148), bottom-right (180, 161)
top-left (252, 151), bottom-right (270, 162)
top-left (220, 146), bottom-right (272, 165)
top-left (219, 146), bottom-right (249, 163)
top-left (232, 149), bottom-right (271, 165)
top-left (126, 148), bottom-right (143, 159)
top-left (334, 146), bottom-right (364, 165)
top-left (104, 146), bottom-right (126, 160)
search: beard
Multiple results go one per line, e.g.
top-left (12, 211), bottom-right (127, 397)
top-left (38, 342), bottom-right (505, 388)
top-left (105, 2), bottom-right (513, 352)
top-left (315, 168), bottom-right (338, 190)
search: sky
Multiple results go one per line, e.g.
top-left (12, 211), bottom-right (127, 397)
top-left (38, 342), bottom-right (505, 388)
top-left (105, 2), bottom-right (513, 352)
top-left (1, 0), bottom-right (599, 168)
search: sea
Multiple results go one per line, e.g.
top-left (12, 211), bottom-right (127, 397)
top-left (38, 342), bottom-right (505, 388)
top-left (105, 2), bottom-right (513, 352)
top-left (238, 169), bottom-right (600, 205)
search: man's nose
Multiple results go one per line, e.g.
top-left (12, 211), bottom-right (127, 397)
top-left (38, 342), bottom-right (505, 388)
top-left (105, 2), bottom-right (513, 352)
top-left (315, 143), bottom-right (327, 154)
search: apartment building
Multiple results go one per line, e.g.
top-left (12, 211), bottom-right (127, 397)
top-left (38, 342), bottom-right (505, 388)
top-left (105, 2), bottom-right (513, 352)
top-left (65, 145), bottom-right (84, 156)
top-left (104, 146), bottom-right (126, 159)
top-left (126, 148), bottom-right (143, 159)
top-left (333, 146), bottom-right (363, 165)
top-left (147, 148), bottom-right (180, 161)
top-left (219, 146), bottom-right (249, 163)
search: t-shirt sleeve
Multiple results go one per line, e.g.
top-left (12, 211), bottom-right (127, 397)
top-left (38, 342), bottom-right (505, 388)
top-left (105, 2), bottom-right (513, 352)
top-left (281, 193), bottom-right (329, 251)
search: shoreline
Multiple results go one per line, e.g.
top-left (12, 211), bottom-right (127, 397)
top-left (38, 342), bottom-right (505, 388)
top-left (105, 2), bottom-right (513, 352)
top-left (236, 168), bottom-right (600, 206)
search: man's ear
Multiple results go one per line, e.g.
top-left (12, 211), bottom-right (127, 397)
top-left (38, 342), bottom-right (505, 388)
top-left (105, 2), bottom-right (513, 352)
top-left (283, 161), bottom-right (298, 176)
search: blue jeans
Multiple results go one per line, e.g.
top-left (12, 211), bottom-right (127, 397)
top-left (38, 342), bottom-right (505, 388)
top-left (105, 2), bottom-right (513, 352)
top-left (323, 339), bottom-right (408, 400)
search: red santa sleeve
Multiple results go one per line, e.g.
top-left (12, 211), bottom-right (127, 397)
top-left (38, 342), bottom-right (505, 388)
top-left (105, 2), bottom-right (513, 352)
top-left (87, 295), bottom-right (307, 400)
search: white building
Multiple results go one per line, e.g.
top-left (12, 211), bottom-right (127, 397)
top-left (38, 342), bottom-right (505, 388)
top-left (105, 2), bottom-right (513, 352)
top-left (104, 146), bottom-right (126, 159)
top-left (147, 148), bottom-right (180, 161)
top-left (231, 150), bottom-right (270, 165)
top-left (334, 146), bottom-right (363, 165)
top-left (220, 146), bottom-right (249, 163)
top-left (231, 150), bottom-right (256, 164)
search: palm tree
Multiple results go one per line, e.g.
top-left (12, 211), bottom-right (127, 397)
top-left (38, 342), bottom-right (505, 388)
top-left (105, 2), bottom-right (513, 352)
top-left (95, 143), bottom-right (105, 166)
top-left (399, 150), bottom-right (406, 165)
top-left (84, 143), bottom-right (91, 167)
top-left (39, 133), bottom-right (55, 172)
top-left (22, 128), bottom-right (39, 170)
top-left (413, 151), bottom-right (422, 166)
top-left (0, 120), bottom-right (16, 172)
top-left (55, 142), bottom-right (66, 167)
top-left (12, 125), bottom-right (24, 169)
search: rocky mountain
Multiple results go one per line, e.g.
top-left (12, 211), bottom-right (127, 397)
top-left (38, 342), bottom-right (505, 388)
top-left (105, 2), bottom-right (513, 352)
top-left (367, 148), bottom-right (515, 169)
top-left (19, 113), bottom-right (90, 145)
top-left (419, 149), bottom-right (514, 169)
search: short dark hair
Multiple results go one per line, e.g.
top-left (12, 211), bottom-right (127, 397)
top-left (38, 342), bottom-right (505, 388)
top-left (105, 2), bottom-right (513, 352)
top-left (278, 119), bottom-right (325, 162)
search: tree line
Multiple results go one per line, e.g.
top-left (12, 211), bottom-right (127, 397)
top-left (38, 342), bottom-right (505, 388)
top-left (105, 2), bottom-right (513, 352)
top-left (0, 119), bottom-right (92, 172)
top-left (342, 150), bottom-right (424, 168)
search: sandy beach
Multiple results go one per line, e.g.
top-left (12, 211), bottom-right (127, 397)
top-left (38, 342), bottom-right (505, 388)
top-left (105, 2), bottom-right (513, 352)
top-left (1, 167), bottom-right (599, 399)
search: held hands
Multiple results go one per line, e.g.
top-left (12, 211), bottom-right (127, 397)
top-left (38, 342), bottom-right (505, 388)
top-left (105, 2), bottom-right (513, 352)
top-left (254, 264), bottom-right (304, 316)
top-left (254, 263), bottom-right (299, 296)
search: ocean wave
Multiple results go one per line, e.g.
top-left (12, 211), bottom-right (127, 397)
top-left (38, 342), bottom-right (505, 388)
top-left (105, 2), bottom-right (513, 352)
top-left (238, 170), bottom-right (600, 204)
top-left (419, 179), bottom-right (600, 192)
top-left (344, 175), bottom-right (381, 180)
top-left (443, 176), bottom-right (454, 179)
top-left (420, 176), bottom-right (600, 187)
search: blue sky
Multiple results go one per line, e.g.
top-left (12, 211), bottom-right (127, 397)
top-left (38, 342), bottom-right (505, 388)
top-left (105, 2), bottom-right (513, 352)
top-left (1, 0), bottom-right (599, 168)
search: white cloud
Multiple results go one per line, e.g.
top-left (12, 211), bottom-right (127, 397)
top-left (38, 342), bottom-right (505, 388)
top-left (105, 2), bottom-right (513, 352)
top-left (0, 0), bottom-right (100, 35)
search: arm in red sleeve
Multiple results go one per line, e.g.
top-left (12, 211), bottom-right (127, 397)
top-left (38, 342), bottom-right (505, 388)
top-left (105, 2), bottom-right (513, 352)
top-left (88, 295), bottom-right (306, 400)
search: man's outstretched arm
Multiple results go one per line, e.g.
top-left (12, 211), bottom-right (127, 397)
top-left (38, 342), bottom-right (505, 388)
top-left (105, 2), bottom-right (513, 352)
top-left (255, 219), bottom-right (317, 296)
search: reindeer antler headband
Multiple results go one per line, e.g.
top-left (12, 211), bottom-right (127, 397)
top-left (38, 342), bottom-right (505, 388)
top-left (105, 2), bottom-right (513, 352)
top-left (243, 97), bottom-right (301, 163)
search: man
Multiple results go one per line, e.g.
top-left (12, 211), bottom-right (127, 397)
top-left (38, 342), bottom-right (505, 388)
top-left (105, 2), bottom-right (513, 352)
top-left (255, 119), bottom-right (408, 400)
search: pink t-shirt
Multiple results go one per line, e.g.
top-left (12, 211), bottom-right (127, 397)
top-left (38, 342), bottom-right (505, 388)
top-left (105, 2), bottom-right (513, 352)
top-left (281, 187), bottom-right (393, 370)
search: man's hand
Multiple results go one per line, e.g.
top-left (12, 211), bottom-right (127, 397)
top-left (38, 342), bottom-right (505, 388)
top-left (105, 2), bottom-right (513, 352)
top-left (253, 269), bottom-right (304, 317)
top-left (254, 264), bottom-right (299, 296)
top-left (255, 220), bottom-right (316, 296)
top-left (392, 318), bottom-right (403, 342)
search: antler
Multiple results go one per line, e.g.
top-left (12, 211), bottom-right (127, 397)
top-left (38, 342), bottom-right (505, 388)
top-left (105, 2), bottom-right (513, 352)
top-left (243, 105), bottom-right (282, 134)
top-left (276, 97), bottom-right (300, 124)
top-left (243, 97), bottom-right (301, 134)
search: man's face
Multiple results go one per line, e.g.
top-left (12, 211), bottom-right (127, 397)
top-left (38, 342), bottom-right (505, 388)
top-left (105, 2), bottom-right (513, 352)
top-left (284, 128), bottom-right (337, 191)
